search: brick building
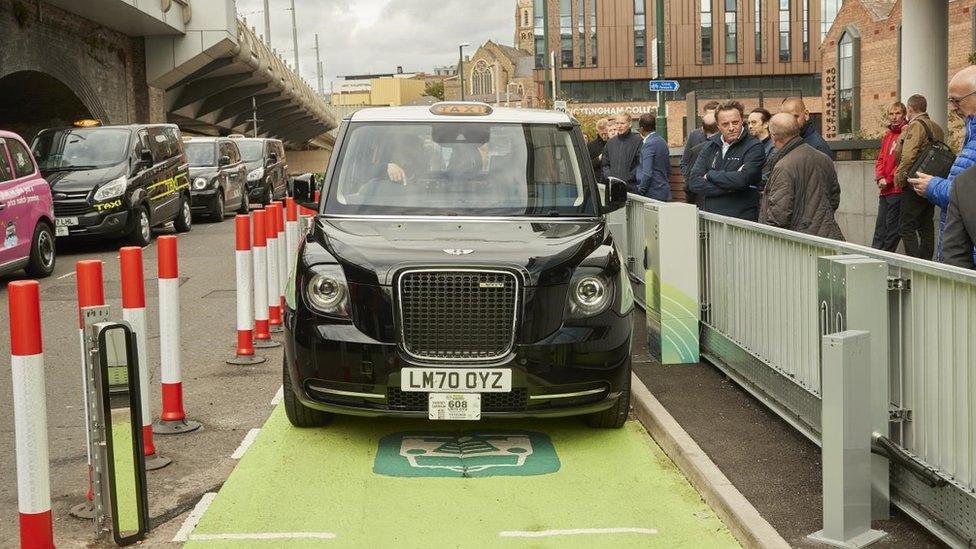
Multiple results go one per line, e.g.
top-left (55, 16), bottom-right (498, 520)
top-left (820, 0), bottom-right (976, 140)
top-left (444, 40), bottom-right (541, 108)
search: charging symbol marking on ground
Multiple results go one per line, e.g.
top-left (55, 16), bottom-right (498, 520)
top-left (375, 430), bottom-right (559, 477)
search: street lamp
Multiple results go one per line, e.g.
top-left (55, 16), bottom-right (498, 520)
top-left (458, 42), bottom-right (470, 101)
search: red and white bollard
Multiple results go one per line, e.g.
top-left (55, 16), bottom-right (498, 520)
top-left (120, 246), bottom-right (172, 470)
top-left (70, 259), bottom-right (103, 519)
top-left (272, 202), bottom-right (287, 317)
top-left (284, 197), bottom-right (300, 270)
top-left (251, 210), bottom-right (279, 349)
top-left (8, 281), bottom-right (56, 549)
top-left (265, 205), bottom-right (283, 333)
top-left (228, 215), bottom-right (265, 365)
top-left (153, 235), bottom-right (202, 435)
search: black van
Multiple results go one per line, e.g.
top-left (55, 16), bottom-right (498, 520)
top-left (32, 124), bottom-right (193, 246)
top-left (185, 137), bottom-right (249, 221)
top-left (233, 137), bottom-right (288, 205)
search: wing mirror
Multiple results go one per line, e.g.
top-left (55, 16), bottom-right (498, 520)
top-left (267, 153), bottom-right (278, 166)
top-left (292, 173), bottom-right (318, 210)
top-left (602, 177), bottom-right (628, 214)
top-left (137, 150), bottom-right (153, 169)
top-left (218, 155), bottom-right (231, 167)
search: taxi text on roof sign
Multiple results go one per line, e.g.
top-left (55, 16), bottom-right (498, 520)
top-left (429, 102), bottom-right (494, 116)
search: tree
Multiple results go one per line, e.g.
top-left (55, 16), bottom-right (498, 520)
top-left (425, 81), bottom-right (445, 100)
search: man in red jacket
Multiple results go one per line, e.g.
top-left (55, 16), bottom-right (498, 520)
top-left (872, 101), bottom-right (907, 251)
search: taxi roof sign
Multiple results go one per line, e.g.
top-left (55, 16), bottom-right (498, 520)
top-left (73, 119), bottom-right (102, 128)
top-left (429, 102), bottom-right (493, 116)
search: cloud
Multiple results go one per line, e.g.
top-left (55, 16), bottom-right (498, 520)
top-left (235, 0), bottom-right (515, 90)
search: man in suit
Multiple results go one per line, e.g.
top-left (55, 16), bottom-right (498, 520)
top-left (636, 113), bottom-right (671, 201)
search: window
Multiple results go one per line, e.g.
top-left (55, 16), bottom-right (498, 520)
top-left (701, 0), bottom-right (713, 64)
top-left (8, 140), bottom-right (35, 179)
top-left (590, 0), bottom-right (598, 65)
top-left (534, 0), bottom-right (546, 68)
top-left (32, 128), bottom-right (131, 170)
top-left (472, 60), bottom-right (493, 96)
top-left (802, 0), bottom-right (809, 61)
top-left (838, 31), bottom-right (855, 135)
top-left (635, 0), bottom-right (647, 66)
top-left (821, 0), bottom-right (841, 39)
top-left (0, 141), bottom-right (11, 182)
top-left (186, 142), bottom-right (217, 167)
top-left (778, 0), bottom-right (790, 62)
top-left (578, 0), bottom-right (586, 66)
top-left (755, 0), bottom-right (762, 62)
top-left (725, 0), bottom-right (738, 63)
top-left (560, 0), bottom-right (573, 67)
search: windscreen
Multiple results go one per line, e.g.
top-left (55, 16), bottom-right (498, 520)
top-left (185, 142), bottom-right (216, 167)
top-left (32, 128), bottom-right (130, 171)
top-left (325, 122), bottom-right (595, 217)
top-left (237, 140), bottom-right (264, 162)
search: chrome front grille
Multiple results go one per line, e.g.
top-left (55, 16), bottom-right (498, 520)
top-left (398, 269), bottom-right (519, 362)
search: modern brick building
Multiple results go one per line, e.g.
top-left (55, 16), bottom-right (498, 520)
top-left (516, 0), bottom-right (843, 145)
top-left (820, 0), bottom-right (976, 141)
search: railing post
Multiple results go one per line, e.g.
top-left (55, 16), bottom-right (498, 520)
top-left (818, 255), bottom-right (890, 520)
top-left (644, 202), bottom-right (700, 364)
top-left (809, 330), bottom-right (886, 548)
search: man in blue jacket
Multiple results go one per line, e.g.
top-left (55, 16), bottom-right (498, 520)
top-left (636, 113), bottom-right (671, 201)
top-left (909, 66), bottom-right (976, 261)
top-left (781, 97), bottom-right (835, 160)
top-left (687, 100), bottom-right (766, 220)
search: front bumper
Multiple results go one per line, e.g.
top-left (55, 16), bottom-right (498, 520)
top-left (190, 189), bottom-right (218, 213)
top-left (55, 208), bottom-right (130, 238)
top-left (283, 305), bottom-right (633, 419)
top-left (246, 178), bottom-right (268, 198)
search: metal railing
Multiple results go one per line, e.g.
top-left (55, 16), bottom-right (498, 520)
top-left (612, 192), bottom-right (976, 546)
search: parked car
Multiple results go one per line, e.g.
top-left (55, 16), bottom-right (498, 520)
top-left (232, 137), bottom-right (287, 205)
top-left (32, 123), bottom-right (192, 246)
top-left (184, 137), bottom-right (249, 221)
top-left (284, 103), bottom-right (634, 429)
top-left (0, 130), bottom-right (56, 278)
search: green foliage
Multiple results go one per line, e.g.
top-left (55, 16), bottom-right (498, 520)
top-left (424, 81), bottom-right (445, 101)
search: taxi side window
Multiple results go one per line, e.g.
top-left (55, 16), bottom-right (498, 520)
top-left (0, 142), bottom-right (12, 183)
top-left (8, 139), bottom-right (36, 179)
top-left (228, 142), bottom-right (241, 164)
top-left (219, 142), bottom-right (234, 163)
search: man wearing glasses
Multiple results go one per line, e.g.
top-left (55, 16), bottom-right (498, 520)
top-left (908, 66), bottom-right (976, 262)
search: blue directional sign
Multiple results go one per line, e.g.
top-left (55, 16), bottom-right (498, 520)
top-left (649, 80), bottom-right (680, 92)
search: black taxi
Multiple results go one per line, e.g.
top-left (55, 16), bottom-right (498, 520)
top-left (285, 102), bottom-right (633, 428)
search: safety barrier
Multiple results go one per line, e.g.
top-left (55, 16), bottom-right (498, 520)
top-left (229, 215), bottom-right (265, 365)
top-left (73, 260), bottom-right (103, 519)
top-left (611, 191), bottom-right (976, 546)
top-left (272, 203), bottom-right (287, 320)
top-left (265, 205), bottom-right (283, 333)
top-left (250, 210), bottom-right (279, 349)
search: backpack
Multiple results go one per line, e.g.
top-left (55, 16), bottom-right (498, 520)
top-left (909, 118), bottom-right (956, 179)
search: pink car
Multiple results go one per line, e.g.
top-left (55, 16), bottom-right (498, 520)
top-left (0, 130), bottom-right (56, 278)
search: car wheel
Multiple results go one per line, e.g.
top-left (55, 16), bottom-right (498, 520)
top-left (25, 223), bottom-right (56, 278)
top-left (174, 194), bottom-right (192, 233)
top-left (237, 188), bottom-right (250, 214)
top-left (262, 184), bottom-right (273, 206)
top-left (283, 351), bottom-right (333, 428)
top-left (210, 191), bottom-right (225, 222)
top-left (128, 207), bottom-right (153, 247)
top-left (584, 365), bottom-right (631, 429)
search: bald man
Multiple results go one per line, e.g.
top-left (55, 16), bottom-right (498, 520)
top-left (602, 113), bottom-right (644, 193)
top-left (759, 113), bottom-right (844, 239)
top-left (781, 97), bottom-right (834, 160)
top-left (909, 65), bottom-right (976, 262)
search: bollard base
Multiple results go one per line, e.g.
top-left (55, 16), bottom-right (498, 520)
top-left (153, 418), bottom-right (202, 435)
top-left (807, 529), bottom-right (886, 548)
top-left (145, 452), bottom-right (173, 471)
top-left (69, 501), bottom-right (96, 520)
top-left (254, 339), bottom-right (281, 349)
top-left (270, 324), bottom-right (284, 334)
top-left (227, 354), bottom-right (267, 365)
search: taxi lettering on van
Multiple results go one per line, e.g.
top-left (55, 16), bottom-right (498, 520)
top-left (93, 199), bottom-right (123, 212)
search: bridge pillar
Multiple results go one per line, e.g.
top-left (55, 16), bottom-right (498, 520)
top-left (643, 202), bottom-right (700, 364)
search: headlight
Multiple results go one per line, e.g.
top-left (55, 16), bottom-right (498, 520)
top-left (565, 270), bottom-right (613, 319)
top-left (93, 176), bottom-right (127, 202)
top-left (247, 167), bottom-right (265, 182)
top-left (304, 265), bottom-right (349, 317)
top-left (193, 177), bottom-right (209, 190)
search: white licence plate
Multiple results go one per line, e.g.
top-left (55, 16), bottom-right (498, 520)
top-left (55, 226), bottom-right (69, 237)
top-left (401, 368), bottom-right (511, 393)
top-left (429, 393), bottom-right (481, 421)
top-left (55, 217), bottom-right (78, 227)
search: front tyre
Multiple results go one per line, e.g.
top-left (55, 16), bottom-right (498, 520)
top-left (25, 223), bottom-right (56, 278)
top-left (237, 189), bottom-right (250, 214)
top-left (585, 366), bottom-right (631, 429)
top-left (174, 193), bottom-right (192, 233)
top-left (283, 352), bottom-right (333, 428)
top-left (209, 191), bottom-right (225, 222)
top-left (128, 207), bottom-right (152, 247)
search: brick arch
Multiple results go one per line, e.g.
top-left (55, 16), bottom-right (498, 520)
top-left (0, 64), bottom-right (110, 125)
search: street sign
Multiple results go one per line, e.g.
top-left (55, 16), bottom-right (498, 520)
top-left (649, 80), bottom-right (680, 92)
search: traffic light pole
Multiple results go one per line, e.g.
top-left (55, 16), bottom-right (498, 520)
top-left (655, 0), bottom-right (667, 141)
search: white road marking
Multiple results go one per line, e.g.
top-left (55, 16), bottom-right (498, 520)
top-left (172, 492), bottom-right (217, 542)
top-left (57, 271), bottom-right (76, 280)
top-left (190, 532), bottom-right (337, 541)
top-left (270, 385), bottom-right (283, 406)
top-left (231, 428), bottom-right (261, 459)
top-left (499, 528), bottom-right (659, 538)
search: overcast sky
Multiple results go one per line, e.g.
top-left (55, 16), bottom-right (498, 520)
top-left (236, 0), bottom-right (515, 91)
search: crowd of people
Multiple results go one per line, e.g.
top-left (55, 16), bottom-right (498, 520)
top-left (584, 64), bottom-right (976, 270)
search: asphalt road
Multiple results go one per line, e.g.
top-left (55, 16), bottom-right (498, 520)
top-left (0, 215), bottom-right (282, 548)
